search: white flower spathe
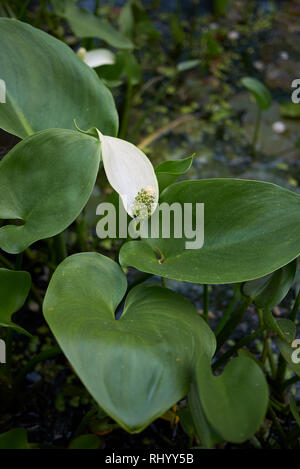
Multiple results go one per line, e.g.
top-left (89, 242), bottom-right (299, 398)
top-left (77, 47), bottom-right (115, 68)
top-left (96, 130), bottom-right (159, 218)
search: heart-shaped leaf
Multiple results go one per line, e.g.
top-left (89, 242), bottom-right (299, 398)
top-left (242, 260), bottom-right (297, 309)
top-left (120, 179), bottom-right (300, 284)
top-left (0, 269), bottom-right (31, 335)
top-left (43, 252), bottom-right (215, 433)
top-left (194, 355), bottom-right (269, 443)
top-left (0, 129), bottom-right (100, 254)
top-left (241, 77), bottom-right (272, 110)
top-left (0, 18), bottom-right (118, 138)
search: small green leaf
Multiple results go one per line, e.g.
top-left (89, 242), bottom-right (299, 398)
top-left (169, 13), bottom-right (185, 44)
top-left (204, 31), bottom-right (222, 57)
top-left (0, 18), bottom-right (118, 138)
top-left (53, 0), bottom-right (133, 49)
top-left (43, 253), bottom-right (215, 433)
top-left (0, 129), bottom-right (100, 254)
top-left (0, 428), bottom-right (29, 449)
top-left (177, 60), bottom-right (200, 72)
top-left (0, 269), bottom-right (31, 335)
top-left (121, 51), bottom-right (142, 85)
top-left (242, 260), bottom-right (297, 309)
top-left (241, 77), bottom-right (272, 110)
top-left (155, 155), bottom-right (194, 191)
top-left (195, 356), bottom-right (269, 443)
top-left (277, 337), bottom-right (300, 377)
top-left (99, 50), bottom-right (141, 86)
top-left (263, 311), bottom-right (296, 343)
top-left (68, 434), bottom-right (101, 449)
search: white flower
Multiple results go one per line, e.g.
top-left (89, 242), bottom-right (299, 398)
top-left (272, 121), bottom-right (286, 134)
top-left (77, 47), bottom-right (115, 68)
top-left (96, 130), bottom-right (159, 218)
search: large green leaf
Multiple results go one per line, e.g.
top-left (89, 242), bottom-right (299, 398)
top-left (52, 0), bottom-right (133, 49)
top-left (0, 18), bottom-right (118, 138)
top-left (0, 129), bottom-right (100, 254)
top-left (120, 179), bottom-right (300, 284)
top-left (195, 356), bottom-right (268, 443)
top-left (43, 252), bottom-right (215, 433)
top-left (241, 77), bottom-right (272, 110)
top-left (242, 260), bottom-right (297, 309)
top-left (0, 269), bottom-right (31, 335)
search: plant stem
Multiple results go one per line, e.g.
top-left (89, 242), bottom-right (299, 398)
top-left (73, 405), bottom-right (99, 438)
top-left (76, 216), bottom-right (87, 252)
top-left (15, 252), bottom-right (23, 270)
top-left (203, 285), bottom-right (209, 322)
top-left (126, 272), bottom-right (152, 294)
top-left (18, 0), bottom-right (31, 20)
top-left (213, 325), bottom-right (265, 370)
top-left (161, 277), bottom-right (167, 288)
top-left (252, 105), bottom-right (262, 157)
top-left (119, 81), bottom-right (133, 140)
top-left (290, 288), bottom-right (300, 322)
top-left (268, 404), bottom-right (287, 447)
top-left (53, 232), bottom-right (67, 264)
top-left (268, 342), bottom-right (277, 379)
top-left (276, 288), bottom-right (300, 386)
top-left (15, 346), bottom-right (62, 386)
top-left (216, 298), bottom-right (250, 352)
top-left (4, 329), bottom-right (13, 382)
top-left (258, 309), bottom-right (274, 374)
top-left (281, 374), bottom-right (300, 391)
top-left (94, 0), bottom-right (100, 15)
top-left (30, 283), bottom-right (43, 307)
top-left (215, 296), bottom-right (239, 336)
top-left (0, 252), bottom-right (14, 269)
